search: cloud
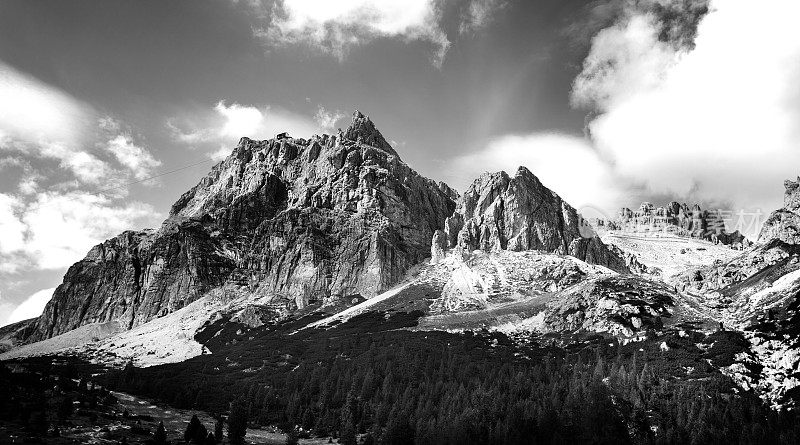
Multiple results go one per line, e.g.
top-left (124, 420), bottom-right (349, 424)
top-left (313, 105), bottom-right (345, 131)
top-left (0, 194), bottom-right (26, 256)
top-left (448, 133), bottom-right (632, 215)
top-left (36, 140), bottom-right (115, 184)
top-left (572, 0), bottom-right (800, 217)
top-left (261, 0), bottom-right (449, 65)
top-left (0, 61), bottom-right (122, 185)
top-left (459, 0), bottom-right (505, 35)
top-left (169, 100), bottom-right (330, 157)
top-left (0, 191), bottom-right (158, 271)
top-left (215, 101), bottom-right (268, 139)
top-left (245, 0), bottom-right (504, 67)
top-left (166, 120), bottom-right (215, 144)
top-left (105, 135), bottom-right (161, 180)
top-left (2, 287), bottom-right (56, 327)
top-left (0, 64), bottom-right (162, 188)
top-left (213, 101), bottom-right (322, 140)
top-left (0, 61), bottom-right (93, 145)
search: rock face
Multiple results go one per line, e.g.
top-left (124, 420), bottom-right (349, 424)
top-left (615, 201), bottom-right (749, 247)
top-left (541, 275), bottom-right (674, 338)
top-left (758, 178), bottom-right (800, 244)
top-left (441, 168), bottom-right (629, 272)
top-left (30, 111), bottom-right (456, 341)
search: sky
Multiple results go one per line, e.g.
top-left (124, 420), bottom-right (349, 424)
top-left (1, 0), bottom-right (800, 326)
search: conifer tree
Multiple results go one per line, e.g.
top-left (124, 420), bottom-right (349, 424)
top-left (154, 421), bottom-right (167, 445)
top-left (228, 398), bottom-right (249, 445)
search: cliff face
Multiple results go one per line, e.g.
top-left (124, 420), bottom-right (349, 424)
top-left (31, 221), bottom-right (236, 341)
top-left (758, 178), bottom-right (800, 244)
top-left (440, 167), bottom-right (629, 272)
top-left (31, 111), bottom-right (456, 341)
top-left (615, 201), bottom-right (749, 247)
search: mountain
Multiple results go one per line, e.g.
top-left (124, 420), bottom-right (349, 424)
top-left (610, 201), bottom-right (750, 248)
top-left (758, 177), bottom-right (800, 244)
top-left (440, 168), bottom-right (628, 272)
top-left (6, 113), bottom-right (800, 444)
top-left (19, 111), bottom-right (640, 347)
top-left (672, 181), bottom-right (800, 407)
top-left (7, 111), bottom-right (800, 421)
top-left (27, 111), bottom-right (456, 342)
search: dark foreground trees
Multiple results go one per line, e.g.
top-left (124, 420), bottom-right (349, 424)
top-left (185, 414), bottom-right (207, 443)
top-left (104, 318), bottom-right (800, 445)
top-left (227, 398), bottom-right (248, 445)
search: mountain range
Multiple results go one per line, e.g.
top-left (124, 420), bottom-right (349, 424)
top-left (3, 111), bottom-right (800, 441)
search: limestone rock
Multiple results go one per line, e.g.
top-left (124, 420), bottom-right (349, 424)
top-left (29, 111), bottom-right (456, 341)
top-left (431, 230), bottom-right (447, 264)
top-left (541, 275), bottom-right (675, 337)
top-left (444, 167), bottom-right (628, 272)
top-left (614, 201), bottom-right (749, 247)
top-left (758, 177), bottom-right (800, 244)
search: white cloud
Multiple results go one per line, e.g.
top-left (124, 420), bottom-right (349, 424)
top-left (170, 101), bottom-right (329, 157)
top-left (0, 194), bottom-right (26, 255)
top-left (215, 101), bottom-right (322, 139)
top-left (166, 120), bottom-right (214, 144)
top-left (262, 0), bottom-right (449, 65)
top-left (36, 140), bottom-right (114, 184)
top-left (313, 105), bottom-right (345, 131)
top-left (0, 61), bottom-right (92, 145)
top-left (248, 0), bottom-right (501, 66)
top-left (215, 101), bottom-right (267, 139)
top-left (3, 287), bottom-right (56, 326)
top-left (0, 192), bottom-right (158, 271)
top-left (0, 64), bottom-right (163, 189)
top-left (448, 133), bottom-right (631, 216)
top-left (572, 0), bottom-right (800, 216)
top-left (105, 135), bottom-right (161, 180)
top-left (459, 0), bottom-right (504, 34)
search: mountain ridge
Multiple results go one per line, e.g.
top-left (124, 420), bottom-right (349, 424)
top-left (26, 111), bottom-right (457, 342)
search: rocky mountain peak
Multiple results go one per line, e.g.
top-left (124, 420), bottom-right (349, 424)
top-left (758, 176), bottom-right (800, 244)
top-left (784, 177), bottom-right (800, 210)
top-left (28, 112), bottom-right (456, 341)
top-left (438, 166), bottom-right (628, 272)
top-left (342, 110), bottom-right (397, 157)
top-left (614, 201), bottom-right (748, 247)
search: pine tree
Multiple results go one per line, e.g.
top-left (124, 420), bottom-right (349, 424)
top-left (228, 398), bottom-right (249, 445)
top-left (339, 390), bottom-right (357, 445)
top-left (154, 421), bottom-right (167, 445)
top-left (185, 414), bottom-right (207, 444)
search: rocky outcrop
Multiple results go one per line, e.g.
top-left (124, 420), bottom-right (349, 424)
top-left (430, 230), bottom-right (447, 264)
top-left (758, 178), bottom-right (800, 244)
top-left (441, 167), bottom-right (629, 272)
top-left (614, 201), bottom-right (749, 248)
top-left (30, 111), bottom-right (456, 341)
top-left (541, 275), bottom-right (674, 337)
top-left (31, 221), bottom-right (236, 341)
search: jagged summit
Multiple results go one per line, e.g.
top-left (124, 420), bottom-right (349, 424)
top-left (28, 111), bottom-right (456, 341)
top-left (437, 166), bottom-right (629, 272)
top-left (758, 177), bottom-right (800, 244)
top-left (613, 200), bottom-right (749, 247)
top-left (342, 110), bottom-right (397, 157)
